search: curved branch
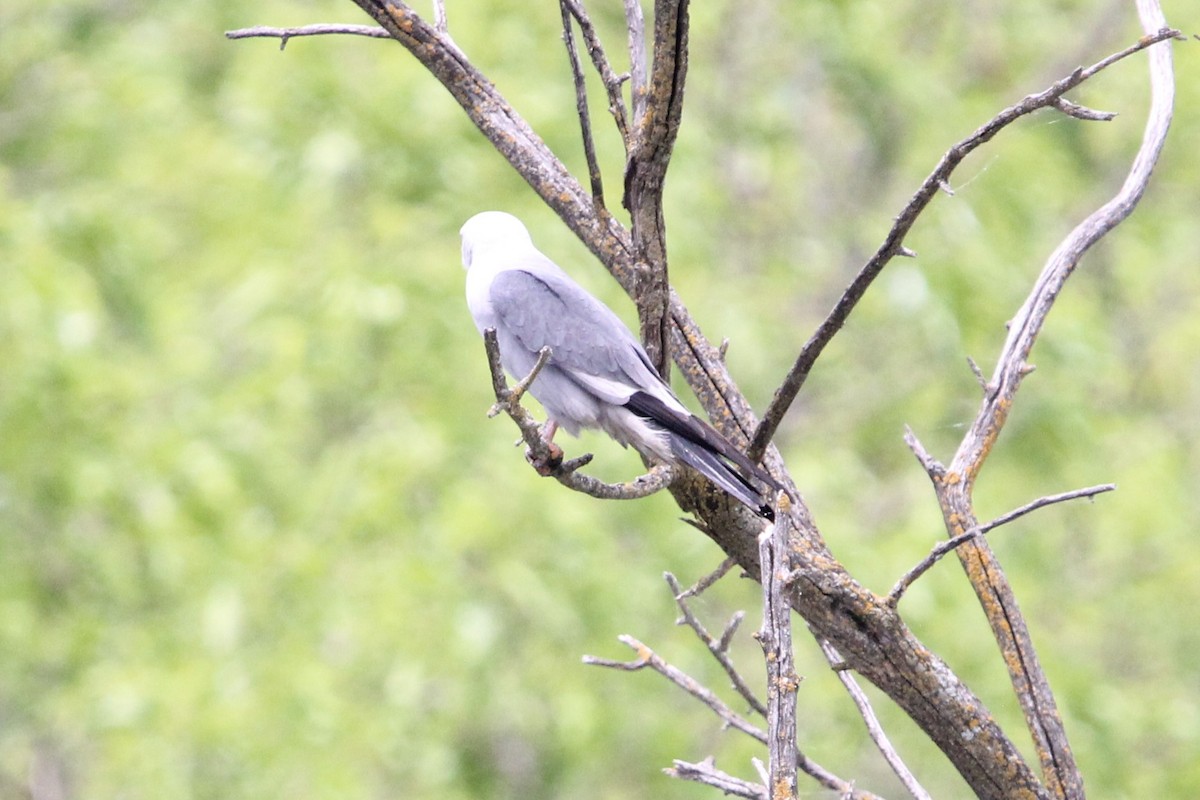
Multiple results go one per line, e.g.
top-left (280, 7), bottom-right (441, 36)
top-left (482, 329), bottom-right (673, 502)
top-left (746, 25), bottom-right (1181, 462)
top-left (915, 7), bottom-right (1176, 799)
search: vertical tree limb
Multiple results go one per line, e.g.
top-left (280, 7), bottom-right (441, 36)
top-left (913, 5), bottom-right (1175, 798)
top-left (757, 497), bottom-right (797, 799)
top-left (558, 0), bottom-right (607, 212)
top-left (624, 0), bottom-right (648, 121)
top-left (623, 0), bottom-right (690, 377)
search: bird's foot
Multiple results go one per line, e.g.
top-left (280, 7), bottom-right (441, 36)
top-left (526, 440), bottom-right (564, 476)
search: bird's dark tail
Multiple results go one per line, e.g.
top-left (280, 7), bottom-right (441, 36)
top-left (668, 436), bottom-right (775, 521)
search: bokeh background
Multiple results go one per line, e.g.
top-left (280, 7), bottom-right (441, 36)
top-left (2, 1), bottom-right (1198, 797)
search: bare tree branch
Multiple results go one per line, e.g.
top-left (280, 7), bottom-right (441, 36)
top-left (232, 6), bottom-right (1181, 798)
top-left (623, 0), bottom-right (691, 377)
top-left (757, 498), bottom-right (798, 798)
top-left (887, 483), bottom-right (1117, 608)
top-left (665, 572), bottom-right (768, 718)
top-left (559, 1), bottom-right (607, 212)
top-left (225, 23), bottom-right (389, 49)
top-left (746, 24), bottom-right (1181, 463)
top-left (623, 0), bottom-right (648, 133)
top-left (819, 639), bottom-right (931, 800)
top-left (482, 329), bottom-right (674, 501)
top-left (908, 7), bottom-right (1177, 797)
top-left (667, 757), bottom-right (765, 800)
top-left (673, 557), bottom-right (736, 599)
top-left (589, 616), bottom-right (885, 799)
top-left (583, 634), bottom-right (768, 745)
top-left (561, 0), bottom-right (632, 145)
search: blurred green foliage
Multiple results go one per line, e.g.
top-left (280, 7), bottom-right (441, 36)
top-left (1, 0), bottom-right (1198, 797)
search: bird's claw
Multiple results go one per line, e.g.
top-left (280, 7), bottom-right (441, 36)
top-left (526, 441), bottom-right (564, 475)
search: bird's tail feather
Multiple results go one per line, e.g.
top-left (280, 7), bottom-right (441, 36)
top-left (669, 436), bottom-right (774, 520)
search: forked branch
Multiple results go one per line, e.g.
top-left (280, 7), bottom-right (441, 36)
top-left (747, 24), bottom-right (1181, 462)
top-left (907, 5), bottom-right (1176, 797)
top-left (482, 329), bottom-right (674, 502)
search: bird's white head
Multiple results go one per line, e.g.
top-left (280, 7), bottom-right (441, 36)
top-left (459, 211), bottom-right (533, 270)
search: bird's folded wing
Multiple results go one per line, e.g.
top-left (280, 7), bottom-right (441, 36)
top-left (489, 264), bottom-right (662, 395)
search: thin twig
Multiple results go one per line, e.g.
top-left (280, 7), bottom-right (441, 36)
top-left (1053, 97), bottom-right (1117, 121)
top-left (431, 0), bottom-right (447, 33)
top-left (559, 1), bottom-right (607, 212)
top-left (623, 0), bottom-right (648, 122)
top-left (819, 639), bottom-right (931, 800)
top-left (757, 496), bottom-right (798, 798)
top-left (665, 572), bottom-right (768, 718)
top-left (487, 344), bottom-right (551, 417)
top-left (887, 483), bottom-right (1117, 607)
top-left (587, 631), bottom-right (879, 799)
top-left (561, 0), bottom-right (632, 144)
top-left (583, 634), bottom-right (768, 744)
top-left (482, 329), bottom-right (674, 502)
top-left (666, 758), bottom-right (765, 800)
top-left (675, 557), bottom-right (736, 599)
top-left (746, 25), bottom-right (1180, 462)
top-left (225, 23), bottom-right (390, 50)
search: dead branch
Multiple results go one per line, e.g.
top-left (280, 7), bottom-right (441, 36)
top-left (229, 5), bottom-right (1182, 797)
top-left (756, 498), bottom-right (798, 798)
top-left (560, 0), bottom-right (632, 144)
top-left (673, 557), bottom-right (736, 599)
top-left (906, 5), bottom-right (1177, 797)
top-left (667, 758), bottom-right (765, 800)
top-left (665, 571), bottom-right (767, 718)
top-left (623, 0), bottom-right (648, 121)
top-left (624, 0), bottom-right (691, 377)
top-left (559, 1), bottom-right (607, 212)
top-left (819, 639), bottom-right (931, 800)
top-left (224, 23), bottom-right (389, 49)
top-left (583, 634), bottom-right (768, 744)
top-left (887, 483), bottom-right (1117, 608)
top-left (482, 329), bottom-right (674, 501)
top-left (746, 24), bottom-right (1181, 463)
top-left (588, 614), bottom-right (884, 799)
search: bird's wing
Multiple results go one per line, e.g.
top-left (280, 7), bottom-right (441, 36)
top-left (489, 261), bottom-right (780, 492)
top-left (488, 260), bottom-right (663, 402)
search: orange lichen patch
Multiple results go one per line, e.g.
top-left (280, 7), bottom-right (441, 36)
top-left (387, 9), bottom-right (415, 34)
top-left (771, 777), bottom-right (795, 800)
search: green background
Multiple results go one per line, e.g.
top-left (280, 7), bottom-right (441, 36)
top-left (2, 1), bottom-right (1198, 797)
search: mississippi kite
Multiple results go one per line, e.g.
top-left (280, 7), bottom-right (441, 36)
top-left (460, 211), bottom-right (778, 518)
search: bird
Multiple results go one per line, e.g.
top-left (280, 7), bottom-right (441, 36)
top-left (460, 210), bottom-right (780, 519)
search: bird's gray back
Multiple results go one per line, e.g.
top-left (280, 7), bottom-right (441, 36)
top-left (488, 260), bottom-right (659, 393)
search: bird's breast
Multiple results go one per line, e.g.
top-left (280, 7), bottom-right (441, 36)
top-left (465, 264), bottom-right (500, 334)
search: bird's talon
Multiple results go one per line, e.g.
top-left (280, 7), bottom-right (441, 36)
top-left (527, 441), bottom-right (564, 475)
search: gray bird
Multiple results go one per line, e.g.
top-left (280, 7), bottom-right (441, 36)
top-left (460, 211), bottom-right (778, 518)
